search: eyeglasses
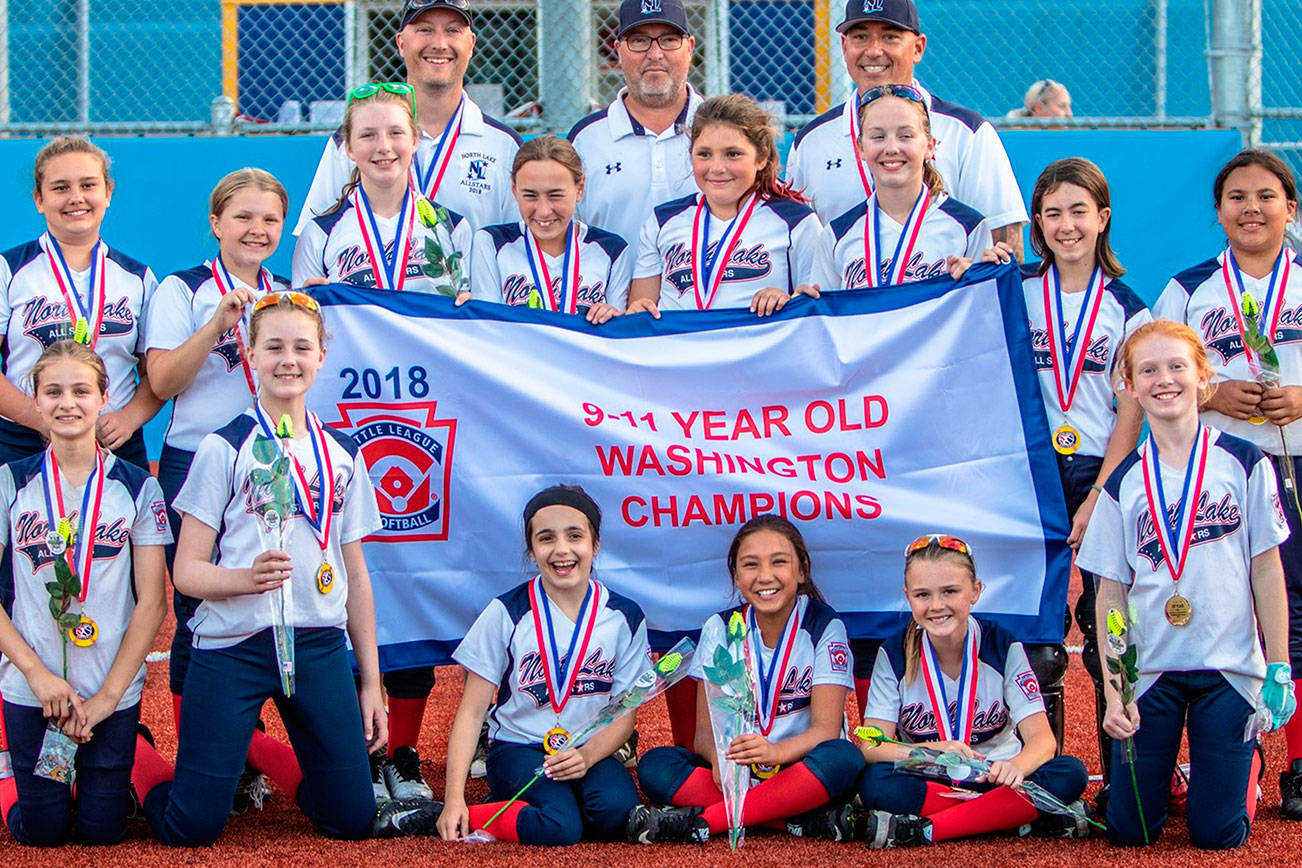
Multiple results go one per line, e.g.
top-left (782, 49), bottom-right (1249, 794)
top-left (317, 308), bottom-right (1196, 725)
top-left (253, 291), bottom-right (321, 314)
top-left (403, 0), bottom-right (469, 13)
top-left (622, 33), bottom-right (685, 53)
top-left (905, 534), bottom-right (973, 557)
top-left (860, 83), bottom-right (926, 107)
top-left (346, 82), bottom-right (416, 108)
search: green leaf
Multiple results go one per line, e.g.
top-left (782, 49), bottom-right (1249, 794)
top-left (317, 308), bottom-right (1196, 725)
top-left (249, 468), bottom-right (274, 486)
top-left (251, 435), bottom-right (280, 465)
top-left (48, 596), bottom-right (64, 620)
top-left (1106, 657), bottom-right (1121, 673)
top-left (271, 476), bottom-right (294, 509)
top-left (44, 581), bottom-right (62, 595)
top-left (57, 613), bottom-right (81, 630)
top-left (1121, 645), bottom-right (1138, 670)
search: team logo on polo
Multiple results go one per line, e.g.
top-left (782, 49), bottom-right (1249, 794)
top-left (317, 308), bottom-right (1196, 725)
top-left (334, 244), bottom-right (427, 289)
top-left (212, 326), bottom-right (244, 371)
top-left (900, 699), bottom-right (1009, 741)
top-left (827, 641), bottom-right (850, 673)
top-left (843, 253), bottom-right (947, 289)
top-left (13, 510), bottom-right (129, 571)
top-left (1135, 490), bottom-right (1242, 569)
top-left (243, 467), bottom-right (344, 532)
top-left (21, 296), bottom-right (135, 347)
top-left (518, 648), bottom-right (617, 707)
top-left (1029, 329), bottom-right (1111, 373)
top-left (1201, 304), bottom-right (1302, 365)
top-left (501, 274), bottom-right (608, 307)
top-left (331, 401), bottom-right (455, 542)
top-left (662, 242), bottom-right (772, 295)
top-left (775, 665), bottom-right (815, 717)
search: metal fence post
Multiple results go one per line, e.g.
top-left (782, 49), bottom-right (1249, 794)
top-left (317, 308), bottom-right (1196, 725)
top-left (76, 0), bottom-right (90, 124)
top-left (538, 0), bottom-right (591, 131)
top-left (211, 95), bottom-right (236, 135)
top-left (0, 0), bottom-right (9, 125)
top-left (1210, 0), bottom-right (1261, 145)
top-left (1153, 0), bottom-right (1167, 119)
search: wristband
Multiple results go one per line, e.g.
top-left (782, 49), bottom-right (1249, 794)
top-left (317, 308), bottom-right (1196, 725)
top-left (1090, 484), bottom-right (1104, 495)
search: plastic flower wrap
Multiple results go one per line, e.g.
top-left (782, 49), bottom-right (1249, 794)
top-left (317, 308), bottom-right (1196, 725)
top-left (415, 195), bottom-right (468, 297)
top-left (701, 611), bottom-right (756, 850)
top-left (250, 423), bottom-right (296, 697)
top-left (1104, 603), bottom-right (1147, 842)
top-left (44, 516), bottom-right (81, 677)
top-left (1244, 292), bottom-right (1302, 518)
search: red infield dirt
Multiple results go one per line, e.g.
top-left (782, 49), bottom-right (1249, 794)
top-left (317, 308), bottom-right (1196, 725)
top-left (1, 571), bottom-right (1296, 864)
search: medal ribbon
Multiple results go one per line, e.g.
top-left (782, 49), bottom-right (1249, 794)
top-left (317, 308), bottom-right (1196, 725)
top-left (210, 257), bottom-right (273, 395)
top-left (41, 233), bottom-right (106, 348)
top-left (529, 577), bottom-right (602, 715)
top-left (412, 95), bottom-right (464, 201)
top-left (848, 90), bottom-right (874, 202)
top-left (1042, 265), bottom-right (1106, 414)
top-left (252, 402), bottom-right (334, 555)
top-left (1141, 426), bottom-right (1210, 584)
top-left (691, 192), bottom-right (759, 310)
top-left (41, 445), bottom-right (104, 601)
top-left (745, 600), bottom-right (802, 736)
top-left (352, 185), bottom-right (415, 291)
top-left (919, 617), bottom-right (980, 743)
top-left (522, 222), bottom-right (581, 313)
top-left (863, 188), bottom-right (930, 288)
top-left (1221, 247), bottom-right (1291, 366)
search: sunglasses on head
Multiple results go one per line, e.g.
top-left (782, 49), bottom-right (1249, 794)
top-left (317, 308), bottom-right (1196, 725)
top-left (346, 81), bottom-right (416, 109)
top-left (905, 534), bottom-right (973, 558)
top-left (253, 291), bottom-right (320, 314)
top-left (860, 83), bottom-right (926, 107)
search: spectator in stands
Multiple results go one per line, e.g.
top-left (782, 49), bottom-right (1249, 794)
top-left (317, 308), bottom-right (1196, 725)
top-left (1008, 79), bottom-right (1073, 120)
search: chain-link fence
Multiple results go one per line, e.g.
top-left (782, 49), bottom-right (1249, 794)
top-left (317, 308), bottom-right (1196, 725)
top-left (0, 0), bottom-right (1288, 138)
top-left (1261, 0), bottom-right (1302, 176)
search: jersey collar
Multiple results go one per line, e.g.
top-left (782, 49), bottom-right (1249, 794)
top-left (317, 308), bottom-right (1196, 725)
top-left (609, 84), bottom-right (703, 141)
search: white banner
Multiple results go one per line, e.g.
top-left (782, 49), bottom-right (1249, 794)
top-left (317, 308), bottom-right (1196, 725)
top-left (309, 265), bottom-right (1071, 669)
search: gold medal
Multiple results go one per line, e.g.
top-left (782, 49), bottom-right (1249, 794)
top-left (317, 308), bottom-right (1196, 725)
top-left (543, 726), bottom-right (570, 755)
top-left (1165, 593), bottom-right (1193, 626)
top-left (1248, 413), bottom-right (1268, 426)
top-left (1053, 423), bottom-right (1080, 455)
top-left (68, 614), bottom-right (98, 647)
top-left (315, 561), bottom-right (335, 595)
top-left (750, 762), bottom-right (780, 780)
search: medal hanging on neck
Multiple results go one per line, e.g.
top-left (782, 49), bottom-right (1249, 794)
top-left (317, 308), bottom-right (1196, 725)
top-left (1222, 247), bottom-right (1289, 424)
top-left (863, 187), bottom-right (930, 289)
top-left (744, 600), bottom-right (802, 778)
top-left (529, 576), bottom-right (601, 754)
top-left (41, 233), bottom-right (106, 348)
top-left (353, 184), bottom-right (415, 292)
top-left (253, 402), bottom-right (336, 594)
top-left (41, 445), bottom-right (105, 647)
top-left (210, 257), bottom-right (273, 396)
top-left (918, 616), bottom-right (980, 744)
top-left (1043, 265), bottom-right (1105, 455)
top-left (690, 192), bottom-right (759, 310)
top-left (1141, 426), bottom-right (1210, 626)
top-left (413, 95), bottom-right (464, 202)
top-left (522, 221), bottom-right (581, 314)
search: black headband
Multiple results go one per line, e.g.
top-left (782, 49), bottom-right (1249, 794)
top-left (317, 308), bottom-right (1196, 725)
top-left (524, 487), bottom-right (601, 536)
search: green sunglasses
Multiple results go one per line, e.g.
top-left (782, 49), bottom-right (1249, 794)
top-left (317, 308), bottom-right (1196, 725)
top-left (346, 82), bottom-right (416, 110)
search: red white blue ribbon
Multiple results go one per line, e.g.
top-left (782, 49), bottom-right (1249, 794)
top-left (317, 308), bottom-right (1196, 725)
top-left (41, 232), bottom-right (106, 347)
top-left (529, 577), bottom-right (603, 715)
top-left (352, 185), bottom-right (416, 292)
top-left (1042, 265), bottom-right (1106, 414)
top-left (863, 188), bottom-right (929, 288)
top-left (1221, 247), bottom-right (1290, 367)
top-left (848, 90), bottom-right (875, 202)
top-left (1141, 426), bottom-right (1211, 584)
top-left (252, 402), bottom-right (334, 555)
top-left (919, 616), bottom-right (980, 743)
top-left (523, 221), bottom-right (581, 314)
top-left (210, 257), bottom-right (273, 396)
top-left (745, 598), bottom-right (802, 736)
top-left (691, 192), bottom-right (759, 310)
top-left (41, 444), bottom-right (104, 601)
top-left (413, 95), bottom-right (464, 202)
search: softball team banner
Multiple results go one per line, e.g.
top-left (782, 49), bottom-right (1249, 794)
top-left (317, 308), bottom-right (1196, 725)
top-left (309, 264), bottom-right (1071, 670)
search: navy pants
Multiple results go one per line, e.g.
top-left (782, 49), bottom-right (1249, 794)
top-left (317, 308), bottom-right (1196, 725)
top-left (638, 739), bottom-right (864, 807)
top-left (1269, 455), bottom-right (1302, 671)
top-left (143, 627), bottom-right (374, 846)
top-left (2, 701), bottom-right (140, 846)
top-left (1106, 671), bottom-right (1255, 849)
top-left (157, 444), bottom-right (201, 696)
top-left (486, 741), bottom-right (638, 845)
top-left (857, 753), bottom-right (1088, 814)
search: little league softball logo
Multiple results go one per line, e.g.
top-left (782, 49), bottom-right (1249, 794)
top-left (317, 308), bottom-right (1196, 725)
top-left (330, 401), bottom-right (456, 542)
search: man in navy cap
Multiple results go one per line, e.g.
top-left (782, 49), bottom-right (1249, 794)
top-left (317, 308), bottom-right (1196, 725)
top-left (786, 0), bottom-right (1027, 260)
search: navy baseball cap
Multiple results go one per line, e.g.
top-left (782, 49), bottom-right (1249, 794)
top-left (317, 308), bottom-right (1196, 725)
top-left (399, 0), bottom-right (471, 30)
top-left (836, 0), bottom-right (920, 34)
top-left (618, 0), bottom-right (691, 38)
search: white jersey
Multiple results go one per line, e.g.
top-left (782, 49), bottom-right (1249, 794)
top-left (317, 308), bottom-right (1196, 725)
top-left (864, 617), bottom-right (1045, 763)
top-left (786, 83), bottom-right (1027, 230)
top-left (145, 261), bottom-right (290, 452)
top-left (1022, 265), bottom-right (1151, 458)
top-left (0, 236), bottom-right (156, 415)
top-left (294, 95), bottom-right (521, 236)
top-left (1153, 250), bottom-right (1302, 455)
top-left (173, 408), bottom-right (382, 650)
top-left (0, 450), bottom-right (171, 711)
top-left (292, 196), bottom-right (474, 295)
top-left (689, 597), bottom-right (854, 748)
top-left (454, 577), bottom-right (651, 746)
top-left (469, 220), bottom-right (633, 310)
top-left (634, 193), bottom-right (825, 311)
top-left (1076, 427), bottom-right (1289, 705)
top-left (568, 86), bottom-right (705, 252)
top-left (813, 193), bottom-right (989, 290)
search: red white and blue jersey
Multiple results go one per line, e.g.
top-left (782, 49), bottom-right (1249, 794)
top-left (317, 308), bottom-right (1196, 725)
top-left (0, 451), bottom-right (171, 710)
top-left (1076, 427), bottom-right (1289, 705)
top-left (813, 194), bottom-right (988, 290)
top-left (145, 261), bottom-right (290, 452)
top-left (294, 95), bottom-right (522, 236)
top-left (689, 596), bottom-right (854, 747)
top-left (468, 220), bottom-right (634, 310)
top-left (0, 236), bottom-right (156, 414)
top-left (1022, 264), bottom-right (1151, 458)
top-left (454, 577), bottom-right (651, 746)
top-left (1153, 250), bottom-right (1302, 455)
top-left (173, 409), bottom-right (382, 650)
top-left (292, 196), bottom-right (474, 295)
top-left (568, 86), bottom-right (705, 253)
top-left (864, 617), bottom-right (1045, 762)
top-left (634, 193), bottom-right (825, 311)
top-left (785, 84), bottom-right (1027, 229)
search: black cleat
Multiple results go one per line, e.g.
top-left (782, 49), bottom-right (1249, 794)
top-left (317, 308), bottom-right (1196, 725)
top-left (626, 805), bottom-right (709, 844)
top-left (1018, 799), bottom-right (1093, 838)
top-left (384, 746), bottom-right (434, 801)
top-left (231, 763), bottom-right (272, 814)
top-left (373, 796), bottom-right (444, 838)
top-left (864, 810), bottom-right (932, 849)
top-left (787, 801), bottom-right (855, 841)
top-left (1281, 758), bottom-right (1302, 820)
